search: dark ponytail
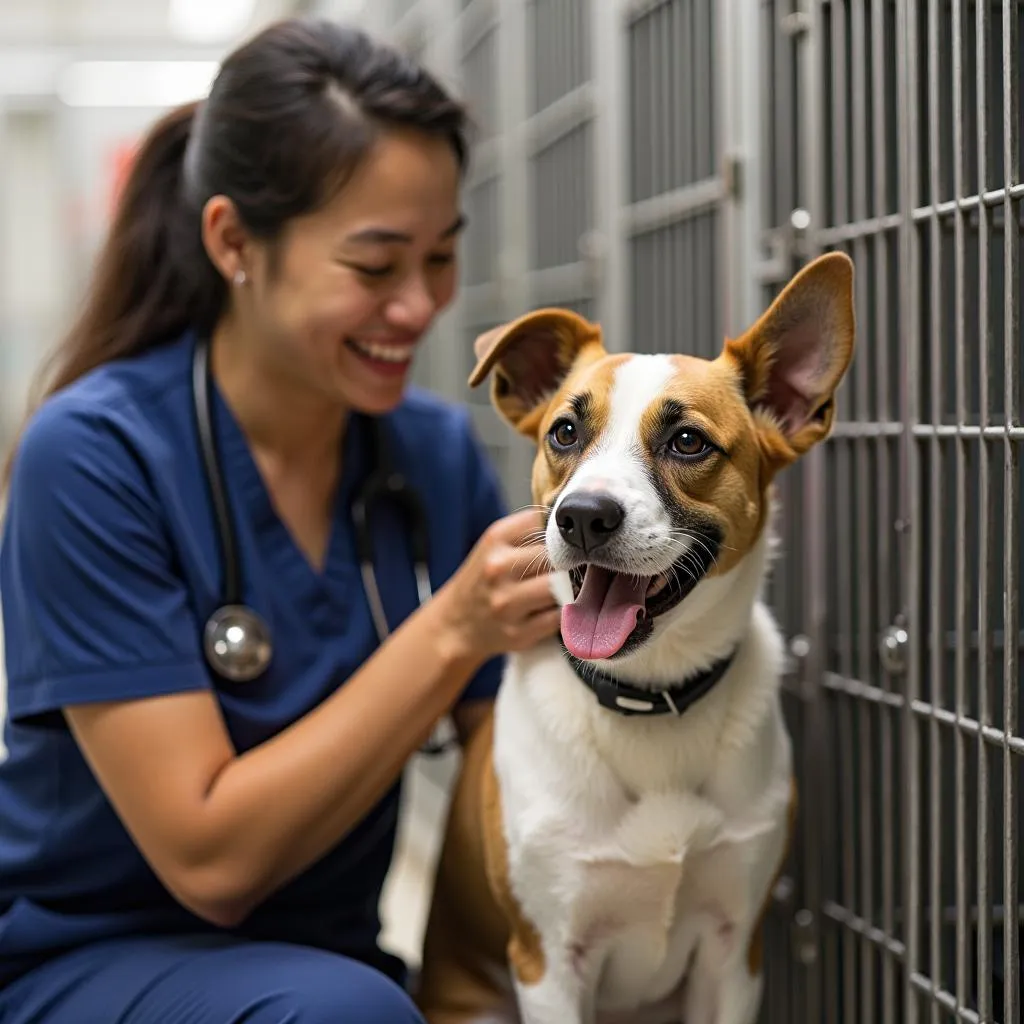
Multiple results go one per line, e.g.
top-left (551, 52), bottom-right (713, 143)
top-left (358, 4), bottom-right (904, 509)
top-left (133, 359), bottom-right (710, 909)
top-left (3, 18), bottom-right (468, 487)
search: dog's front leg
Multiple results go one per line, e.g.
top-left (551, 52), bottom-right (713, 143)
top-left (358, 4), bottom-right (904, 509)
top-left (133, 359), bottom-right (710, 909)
top-left (512, 935), bottom-right (603, 1024)
top-left (680, 919), bottom-right (762, 1024)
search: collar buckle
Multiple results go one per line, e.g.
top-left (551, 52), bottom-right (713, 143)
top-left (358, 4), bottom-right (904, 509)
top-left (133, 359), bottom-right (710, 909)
top-left (566, 646), bottom-right (737, 718)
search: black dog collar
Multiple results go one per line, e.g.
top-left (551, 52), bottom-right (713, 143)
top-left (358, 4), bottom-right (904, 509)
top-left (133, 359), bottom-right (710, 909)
top-left (563, 646), bottom-right (737, 717)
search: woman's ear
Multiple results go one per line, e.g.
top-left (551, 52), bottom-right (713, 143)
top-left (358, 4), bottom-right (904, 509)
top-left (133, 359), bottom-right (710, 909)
top-left (200, 195), bottom-right (252, 286)
top-left (469, 308), bottom-right (604, 438)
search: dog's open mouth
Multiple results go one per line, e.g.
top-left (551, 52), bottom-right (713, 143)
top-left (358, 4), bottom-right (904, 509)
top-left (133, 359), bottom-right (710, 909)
top-left (561, 559), bottom-right (706, 662)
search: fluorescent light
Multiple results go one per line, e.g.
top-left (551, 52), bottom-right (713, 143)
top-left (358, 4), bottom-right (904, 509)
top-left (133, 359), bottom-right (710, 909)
top-left (168, 0), bottom-right (256, 44)
top-left (328, 0), bottom-right (368, 17)
top-left (0, 51), bottom-right (67, 97)
top-left (58, 60), bottom-right (220, 108)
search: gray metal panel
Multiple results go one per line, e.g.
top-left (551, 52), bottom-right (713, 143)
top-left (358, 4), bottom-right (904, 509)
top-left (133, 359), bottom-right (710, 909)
top-left (627, 0), bottom-right (717, 205)
top-left (527, 0), bottom-right (590, 114)
top-left (391, 0), bottom-right (420, 20)
top-left (522, 0), bottom-right (598, 341)
top-left (462, 175), bottom-right (502, 286)
top-left (529, 120), bottom-right (594, 270)
top-left (625, 0), bottom-right (725, 360)
top-left (461, 16), bottom-right (500, 140)
top-left (629, 211), bottom-right (720, 356)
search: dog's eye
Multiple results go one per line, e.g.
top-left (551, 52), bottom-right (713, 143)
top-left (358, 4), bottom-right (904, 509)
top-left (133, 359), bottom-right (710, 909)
top-left (669, 429), bottom-right (711, 459)
top-left (549, 420), bottom-right (579, 449)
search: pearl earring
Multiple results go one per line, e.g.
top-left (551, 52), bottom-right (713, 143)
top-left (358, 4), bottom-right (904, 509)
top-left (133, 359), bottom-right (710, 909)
top-left (233, 269), bottom-right (247, 287)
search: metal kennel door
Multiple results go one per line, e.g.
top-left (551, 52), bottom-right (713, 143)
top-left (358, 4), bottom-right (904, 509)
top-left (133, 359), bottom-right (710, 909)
top-left (759, 2), bottom-right (1023, 1022)
top-left (623, 0), bottom-right (737, 362)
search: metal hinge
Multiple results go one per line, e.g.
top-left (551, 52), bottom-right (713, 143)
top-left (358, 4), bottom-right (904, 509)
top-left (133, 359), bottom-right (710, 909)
top-left (780, 11), bottom-right (812, 36)
top-left (753, 207), bottom-right (814, 284)
top-left (792, 908), bottom-right (819, 965)
top-left (722, 153), bottom-right (743, 201)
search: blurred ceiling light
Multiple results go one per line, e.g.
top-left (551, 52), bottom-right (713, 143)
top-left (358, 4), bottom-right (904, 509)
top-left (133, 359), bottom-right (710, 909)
top-left (329, 0), bottom-right (368, 16)
top-left (168, 0), bottom-right (256, 43)
top-left (58, 61), bottom-right (220, 108)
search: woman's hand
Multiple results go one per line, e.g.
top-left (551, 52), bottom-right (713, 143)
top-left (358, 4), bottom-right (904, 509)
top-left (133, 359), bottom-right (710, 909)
top-left (436, 508), bottom-right (562, 665)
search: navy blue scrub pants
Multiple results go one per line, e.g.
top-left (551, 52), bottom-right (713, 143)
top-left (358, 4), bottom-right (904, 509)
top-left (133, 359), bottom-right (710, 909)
top-left (0, 934), bottom-right (425, 1023)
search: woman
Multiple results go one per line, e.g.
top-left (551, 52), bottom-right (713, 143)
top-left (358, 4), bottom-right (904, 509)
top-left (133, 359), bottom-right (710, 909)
top-left (0, 18), bottom-right (559, 1023)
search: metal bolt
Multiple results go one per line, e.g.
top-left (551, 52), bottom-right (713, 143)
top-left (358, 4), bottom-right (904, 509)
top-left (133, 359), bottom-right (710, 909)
top-left (790, 208), bottom-right (812, 232)
top-left (879, 624), bottom-right (909, 674)
top-left (789, 634), bottom-right (811, 660)
top-left (792, 908), bottom-right (818, 965)
top-left (773, 876), bottom-right (795, 905)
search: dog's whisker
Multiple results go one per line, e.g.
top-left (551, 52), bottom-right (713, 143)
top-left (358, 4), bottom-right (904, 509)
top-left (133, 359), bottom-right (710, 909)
top-left (515, 503), bottom-right (553, 517)
top-left (519, 550), bottom-right (552, 580)
top-left (665, 530), bottom-right (726, 569)
top-left (666, 528), bottom-right (722, 557)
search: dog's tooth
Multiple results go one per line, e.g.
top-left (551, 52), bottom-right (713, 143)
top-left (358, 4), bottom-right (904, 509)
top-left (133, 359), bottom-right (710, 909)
top-left (646, 574), bottom-right (670, 597)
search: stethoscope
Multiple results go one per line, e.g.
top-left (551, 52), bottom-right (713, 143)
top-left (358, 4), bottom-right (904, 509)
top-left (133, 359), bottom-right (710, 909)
top-left (192, 335), bottom-right (450, 752)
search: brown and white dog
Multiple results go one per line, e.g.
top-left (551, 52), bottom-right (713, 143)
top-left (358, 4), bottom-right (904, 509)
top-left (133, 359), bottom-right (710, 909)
top-left (415, 253), bottom-right (855, 1024)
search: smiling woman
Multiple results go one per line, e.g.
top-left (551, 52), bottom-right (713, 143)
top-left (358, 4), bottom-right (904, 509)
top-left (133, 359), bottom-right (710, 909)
top-left (0, 17), bottom-right (562, 1024)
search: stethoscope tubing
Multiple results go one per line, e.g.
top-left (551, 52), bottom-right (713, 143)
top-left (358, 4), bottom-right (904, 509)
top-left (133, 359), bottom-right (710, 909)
top-left (193, 335), bottom-right (244, 606)
top-left (192, 334), bottom-right (451, 753)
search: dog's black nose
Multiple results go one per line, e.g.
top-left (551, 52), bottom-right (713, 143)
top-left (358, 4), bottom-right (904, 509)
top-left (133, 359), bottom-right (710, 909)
top-left (555, 492), bottom-right (625, 552)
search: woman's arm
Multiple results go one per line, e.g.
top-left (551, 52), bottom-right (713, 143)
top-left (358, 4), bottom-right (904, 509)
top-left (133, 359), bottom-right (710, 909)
top-left (64, 509), bottom-right (558, 929)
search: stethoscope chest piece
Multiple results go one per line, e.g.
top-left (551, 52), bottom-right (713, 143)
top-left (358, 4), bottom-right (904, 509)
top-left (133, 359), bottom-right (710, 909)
top-left (203, 603), bottom-right (273, 683)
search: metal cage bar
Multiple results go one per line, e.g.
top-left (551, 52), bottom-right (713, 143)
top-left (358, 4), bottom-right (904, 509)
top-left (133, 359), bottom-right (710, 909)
top-left (870, 4), bottom-right (899, 1021)
top-left (926, 9), bottom-right (946, 1023)
top-left (998, 5), bottom-right (1021, 1024)
top-left (951, 8), bottom-right (971, 1022)
top-left (975, 15), bottom-right (995, 1023)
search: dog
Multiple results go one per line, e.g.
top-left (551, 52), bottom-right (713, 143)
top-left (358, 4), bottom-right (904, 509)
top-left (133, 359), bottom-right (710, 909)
top-left (415, 252), bottom-right (856, 1024)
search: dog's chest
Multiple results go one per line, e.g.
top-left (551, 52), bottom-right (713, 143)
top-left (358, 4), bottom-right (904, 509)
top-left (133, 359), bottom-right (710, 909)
top-left (500, 771), bottom-right (747, 1010)
top-left (495, 654), bottom-right (787, 1016)
top-left (588, 710), bottom-right (726, 797)
top-left (507, 644), bottom-right (733, 797)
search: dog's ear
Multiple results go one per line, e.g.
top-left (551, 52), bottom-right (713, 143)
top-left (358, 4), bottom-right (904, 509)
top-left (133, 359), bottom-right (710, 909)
top-left (469, 308), bottom-right (604, 437)
top-left (723, 251), bottom-right (855, 467)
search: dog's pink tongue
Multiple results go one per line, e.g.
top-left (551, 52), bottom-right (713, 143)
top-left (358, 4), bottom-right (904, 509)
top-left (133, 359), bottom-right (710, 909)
top-left (561, 566), bottom-right (649, 661)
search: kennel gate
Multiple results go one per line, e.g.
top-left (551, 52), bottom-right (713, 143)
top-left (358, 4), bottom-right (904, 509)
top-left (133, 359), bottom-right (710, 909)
top-left (774, 3), bottom-right (1023, 1022)
top-left (364, 0), bottom-right (1024, 1019)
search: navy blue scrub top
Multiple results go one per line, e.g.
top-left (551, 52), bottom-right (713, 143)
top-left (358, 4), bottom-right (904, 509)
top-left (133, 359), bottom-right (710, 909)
top-left (0, 328), bottom-right (507, 988)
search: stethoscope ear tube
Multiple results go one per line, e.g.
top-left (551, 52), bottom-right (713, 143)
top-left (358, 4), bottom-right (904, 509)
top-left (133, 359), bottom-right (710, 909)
top-left (354, 421), bottom-right (448, 757)
top-left (356, 421), bottom-right (434, 625)
top-left (193, 334), bottom-right (243, 607)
